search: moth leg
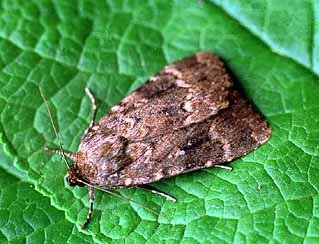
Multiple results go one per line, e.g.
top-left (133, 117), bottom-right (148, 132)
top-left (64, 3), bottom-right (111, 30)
top-left (85, 87), bottom-right (97, 129)
top-left (43, 146), bottom-right (76, 161)
top-left (82, 185), bottom-right (95, 229)
top-left (137, 185), bottom-right (177, 202)
top-left (214, 165), bottom-right (233, 171)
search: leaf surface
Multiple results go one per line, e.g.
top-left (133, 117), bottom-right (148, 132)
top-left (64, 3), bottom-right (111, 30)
top-left (0, 0), bottom-right (318, 243)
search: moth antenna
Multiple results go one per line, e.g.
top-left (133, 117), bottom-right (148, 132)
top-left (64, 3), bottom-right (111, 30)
top-left (39, 88), bottom-right (71, 168)
top-left (78, 180), bottom-right (160, 217)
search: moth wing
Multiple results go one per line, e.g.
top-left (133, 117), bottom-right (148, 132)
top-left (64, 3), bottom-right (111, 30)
top-left (77, 132), bottom-right (134, 185)
top-left (98, 52), bottom-right (232, 141)
top-left (102, 90), bottom-right (271, 187)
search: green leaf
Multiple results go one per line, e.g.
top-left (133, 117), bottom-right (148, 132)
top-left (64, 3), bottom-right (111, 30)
top-left (0, 0), bottom-right (318, 243)
top-left (0, 149), bottom-right (93, 243)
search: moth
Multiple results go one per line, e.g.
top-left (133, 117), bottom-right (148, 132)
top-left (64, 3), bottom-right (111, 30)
top-left (41, 52), bottom-right (271, 228)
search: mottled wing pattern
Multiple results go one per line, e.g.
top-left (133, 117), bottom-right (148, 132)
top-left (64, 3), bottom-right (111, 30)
top-left (98, 52), bottom-right (232, 141)
top-left (101, 90), bottom-right (271, 187)
top-left (76, 52), bottom-right (271, 188)
top-left (77, 131), bottom-right (133, 185)
top-left (77, 52), bottom-right (232, 184)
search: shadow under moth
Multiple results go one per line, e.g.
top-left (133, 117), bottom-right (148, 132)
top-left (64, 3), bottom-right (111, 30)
top-left (41, 52), bottom-right (271, 229)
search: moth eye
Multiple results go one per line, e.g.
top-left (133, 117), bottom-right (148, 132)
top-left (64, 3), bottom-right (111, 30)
top-left (69, 182), bottom-right (76, 187)
top-left (66, 176), bottom-right (76, 187)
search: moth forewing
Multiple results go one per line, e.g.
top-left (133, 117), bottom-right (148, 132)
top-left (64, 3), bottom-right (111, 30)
top-left (42, 52), bottom-right (271, 228)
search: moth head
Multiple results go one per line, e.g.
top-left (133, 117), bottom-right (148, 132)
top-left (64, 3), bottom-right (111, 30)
top-left (43, 147), bottom-right (85, 187)
top-left (66, 164), bottom-right (85, 187)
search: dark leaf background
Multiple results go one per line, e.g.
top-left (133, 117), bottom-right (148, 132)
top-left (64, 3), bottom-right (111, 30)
top-left (0, 0), bottom-right (318, 243)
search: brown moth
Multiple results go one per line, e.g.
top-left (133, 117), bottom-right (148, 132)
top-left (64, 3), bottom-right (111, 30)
top-left (42, 52), bottom-right (271, 229)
